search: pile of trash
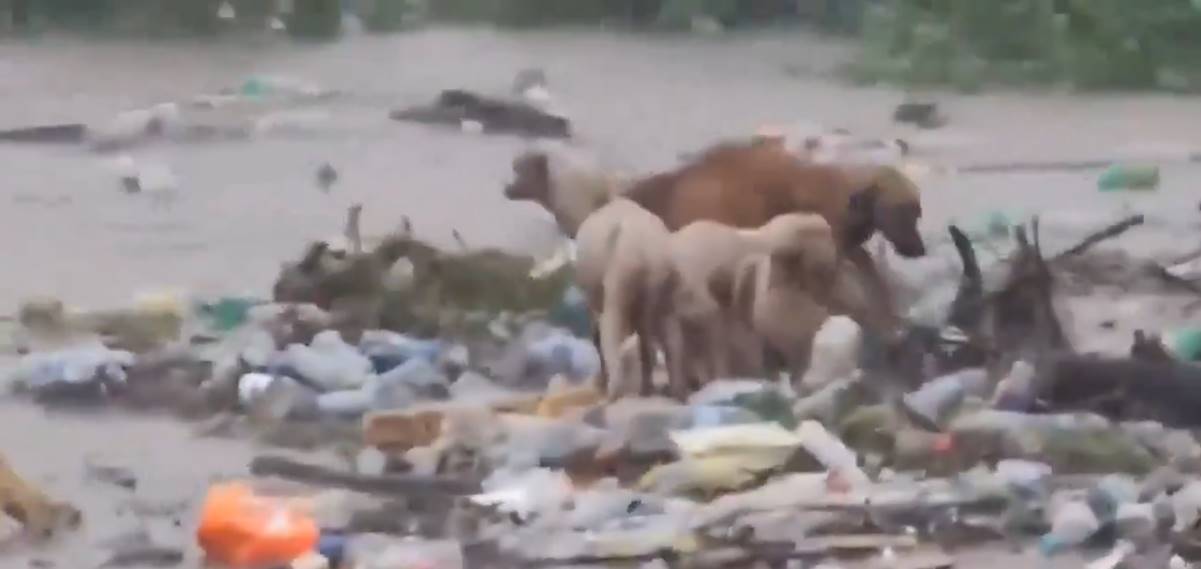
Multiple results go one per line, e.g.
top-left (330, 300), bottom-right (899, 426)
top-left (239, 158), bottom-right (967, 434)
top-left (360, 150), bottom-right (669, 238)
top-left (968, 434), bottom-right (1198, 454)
top-left (9, 203), bottom-right (1201, 568)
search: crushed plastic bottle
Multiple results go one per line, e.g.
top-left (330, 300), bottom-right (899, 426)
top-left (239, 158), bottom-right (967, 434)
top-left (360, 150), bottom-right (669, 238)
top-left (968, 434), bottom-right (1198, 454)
top-left (1097, 164), bottom-right (1160, 192)
top-left (795, 420), bottom-right (870, 489)
top-left (799, 316), bottom-right (862, 390)
top-left (239, 75), bottom-right (329, 100)
top-left (358, 330), bottom-right (443, 374)
top-left (1039, 500), bottom-right (1100, 556)
top-left (900, 367), bottom-right (989, 431)
top-left (281, 331), bottom-right (372, 392)
top-left (991, 359), bottom-right (1037, 411)
top-left (546, 285), bottom-right (591, 339)
top-left (14, 345), bottom-right (136, 399)
top-left (524, 331), bottom-right (600, 383)
top-left (373, 358), bottom-right (449, 407)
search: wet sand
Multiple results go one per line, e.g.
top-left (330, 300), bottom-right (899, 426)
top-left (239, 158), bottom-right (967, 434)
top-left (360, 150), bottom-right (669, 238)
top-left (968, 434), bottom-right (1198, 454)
top-left (1, 26), bottom-right (1199, 567)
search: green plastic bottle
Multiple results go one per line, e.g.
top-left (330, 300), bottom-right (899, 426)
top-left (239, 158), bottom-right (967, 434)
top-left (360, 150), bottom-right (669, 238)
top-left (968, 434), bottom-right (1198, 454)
top-left (1097, 164), bottom-right (1160, 192)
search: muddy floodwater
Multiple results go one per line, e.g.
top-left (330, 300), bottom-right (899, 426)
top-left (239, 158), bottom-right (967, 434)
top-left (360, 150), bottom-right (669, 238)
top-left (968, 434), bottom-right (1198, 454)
top-left (2, 27), bottom-right (1201, 309)
top-left (2, 26), bottom-right (1201, 568)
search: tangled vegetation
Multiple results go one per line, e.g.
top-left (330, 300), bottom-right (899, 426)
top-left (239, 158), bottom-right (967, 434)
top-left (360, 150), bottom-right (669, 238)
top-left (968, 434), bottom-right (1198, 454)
top-left (848, 0), bottom-right (1201, 91)
top-left (5, 0), bottom-right (1201, 92)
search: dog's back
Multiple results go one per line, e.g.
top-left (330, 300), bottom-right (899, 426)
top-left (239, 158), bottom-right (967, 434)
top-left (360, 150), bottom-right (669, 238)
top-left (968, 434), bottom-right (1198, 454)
top-left (624, 141), bottom-right (853, 234)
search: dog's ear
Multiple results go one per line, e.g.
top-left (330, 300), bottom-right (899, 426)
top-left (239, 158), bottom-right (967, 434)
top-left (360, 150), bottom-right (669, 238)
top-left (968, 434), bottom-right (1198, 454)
top-left (844, 185), bottom-right (879, 248)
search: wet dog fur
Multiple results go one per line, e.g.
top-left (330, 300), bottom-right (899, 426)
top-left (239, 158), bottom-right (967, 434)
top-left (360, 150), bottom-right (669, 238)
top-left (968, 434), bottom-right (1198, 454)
top-left (573, 198), bottom-right (675, 399)
top-left (728, 218), bottom-right (867, 385)
top-left (623, 141), bottom-right (926, 334)
top-left (661, 213), bottom-right (837, 395)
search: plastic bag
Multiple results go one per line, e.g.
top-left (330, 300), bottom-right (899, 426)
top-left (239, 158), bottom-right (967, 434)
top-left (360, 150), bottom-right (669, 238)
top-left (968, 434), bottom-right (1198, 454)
top-left (196, 482), bottom-right (319, 568)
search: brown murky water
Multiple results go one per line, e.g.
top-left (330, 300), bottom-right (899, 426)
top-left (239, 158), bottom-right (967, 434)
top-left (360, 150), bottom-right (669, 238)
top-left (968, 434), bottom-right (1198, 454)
top-left (1, 27), bottom-right (1201, 567)
top-left (3, 27), bottom-right (1201, 310)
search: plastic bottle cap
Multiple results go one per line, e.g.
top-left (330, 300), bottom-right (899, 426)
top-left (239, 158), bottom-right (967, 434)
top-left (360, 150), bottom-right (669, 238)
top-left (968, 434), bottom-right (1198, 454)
top-left (1038, 534), bottom-right (1064, 556)
top-left (933, 434), bottom-right (955, 453)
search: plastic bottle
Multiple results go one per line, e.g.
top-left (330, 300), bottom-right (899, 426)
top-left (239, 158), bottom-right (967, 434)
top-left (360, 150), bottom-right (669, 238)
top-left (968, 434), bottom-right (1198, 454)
top-left (547, 285), bottom-right (592, 339)
top-left (282, 331), bottom-right (372, 392)
top-left (525, 332), bottom-right (600, 382)
top-left (900, 367), bottom-right (989, 430)
top-left (1039, 500), bottom-right (1100, 556)
top-left (196, 482), bottom-right (319, 568)
top-left (373, 358), bottom-right (448, 405)
top-left (799, 316), bottom-right (862, 389)
top-left (17, 345), bottom-right (136, 394)
top-left (358, 330), bottom-right (443, 374)
top-left (1097, 164), bottom-right (1160, 192)
top-left (314, 387), bottom-right (373, 418)
top-left (796, 420), bottom-right (870, 488)
top-left (991, 360), bottom-right (1037, 411)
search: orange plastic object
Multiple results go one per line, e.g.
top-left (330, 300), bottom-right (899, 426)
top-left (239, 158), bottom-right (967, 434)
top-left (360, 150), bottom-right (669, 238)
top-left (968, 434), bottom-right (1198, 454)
top-left (196, 482), bottom-right (319, 568)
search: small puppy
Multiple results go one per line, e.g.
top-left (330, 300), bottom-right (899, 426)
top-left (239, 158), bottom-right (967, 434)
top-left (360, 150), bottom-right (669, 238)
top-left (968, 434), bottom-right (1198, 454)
top-left (504, 146), bottom-right (622, 238)
top-left (573, 198), bottom-right (675, 399)
top-left (662, 213), bottom-right (834, 394)
top-left (729, 216), bottom-right (874, 385)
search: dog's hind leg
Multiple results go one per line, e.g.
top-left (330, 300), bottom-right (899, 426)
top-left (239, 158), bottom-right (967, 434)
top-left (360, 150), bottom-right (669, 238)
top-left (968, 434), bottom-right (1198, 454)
top-left (591, 322), bottom-right (608, 393)
top-left (599, 271), bottom-right (635, 399)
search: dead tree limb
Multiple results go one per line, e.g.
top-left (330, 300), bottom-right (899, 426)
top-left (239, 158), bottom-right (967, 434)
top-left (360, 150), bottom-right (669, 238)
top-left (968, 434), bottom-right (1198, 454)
top-left (345, 203), bottom-right (364, 255)
top-left (1051, 214), bottom-right (1145, 261)
top-left (249, 455), bottom-right (482, 495)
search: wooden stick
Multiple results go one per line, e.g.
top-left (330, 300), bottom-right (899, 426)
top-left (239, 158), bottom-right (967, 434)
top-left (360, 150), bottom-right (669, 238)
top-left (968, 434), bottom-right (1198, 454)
top-left (1051, 214), bottom-right (1145, 261)
top-left (248, 455), bottom-right (481, 495)
top-left (345, 204), bottom-right (364, 255)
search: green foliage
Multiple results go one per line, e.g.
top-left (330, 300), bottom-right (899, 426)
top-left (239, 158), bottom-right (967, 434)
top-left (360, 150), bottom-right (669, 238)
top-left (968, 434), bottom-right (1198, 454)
top-left (288, 0), bottom-right (341, 38)
top-left (851, 0), bottom-right (1201, 91)
top-left (426, 0), bottom-right (613, 26)
top-left (360, 0), bottom-right (411, 32)
top-left (656, 0), bottom-right (737, 29)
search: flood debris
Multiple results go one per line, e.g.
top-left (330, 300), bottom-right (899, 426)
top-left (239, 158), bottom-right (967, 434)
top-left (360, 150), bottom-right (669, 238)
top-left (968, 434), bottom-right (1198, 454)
top-left (390, 88), bottom-right (572, 139)
top-left (12, 154), bottom-right (1201, 569)
top-left (316, 162), bottom-right (338, 192)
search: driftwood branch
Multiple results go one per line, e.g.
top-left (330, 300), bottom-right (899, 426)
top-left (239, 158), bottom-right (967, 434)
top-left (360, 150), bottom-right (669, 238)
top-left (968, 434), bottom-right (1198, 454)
top-left (344, 203), bottom-right (364, 255)
top-left (248, 455), bottom-right (482, 495)
top-left (1051, 214), bottom-right (1144, 261)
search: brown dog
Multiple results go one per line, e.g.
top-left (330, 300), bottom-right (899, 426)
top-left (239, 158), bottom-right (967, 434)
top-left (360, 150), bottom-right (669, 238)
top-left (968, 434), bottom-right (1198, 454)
top-left (504, 145), bottom-right (622, 238)
top-left (573, 198), bottom-right (675, 399)
top-left (662, 213), bottom-right (834, 394)
top-left (623, 141), bottom-right (925, 333)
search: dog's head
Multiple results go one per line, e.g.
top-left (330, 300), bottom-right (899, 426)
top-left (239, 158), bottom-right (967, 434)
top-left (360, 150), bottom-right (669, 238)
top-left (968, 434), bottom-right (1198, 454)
top-left (762, 214), bottom-right (841, 291)
top-left (846, 166), bottom-right (925, 257)
top-left (504, 151), bottom-right (552, 206)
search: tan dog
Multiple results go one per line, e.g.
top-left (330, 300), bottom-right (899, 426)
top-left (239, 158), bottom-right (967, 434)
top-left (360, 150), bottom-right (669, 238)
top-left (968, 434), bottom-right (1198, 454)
top-left (623, 141), bottom-right (925, 334)
top-left (662, 213), bottom-right (833, 394)
top-left (728, 217), bottom-right (860, 384)
top-left (0, 453), bottom-right (80, 540)
top-left (504, 145), bottom-right (622, 238)
top-left (574, 198), bottom-right (675, 399)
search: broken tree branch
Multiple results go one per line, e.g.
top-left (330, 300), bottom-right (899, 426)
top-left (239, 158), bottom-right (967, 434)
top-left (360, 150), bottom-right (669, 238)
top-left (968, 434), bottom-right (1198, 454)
top-left (345, 203), bottom-right (364, 255)
top-left (1051, 214), bottom-right (1144, 261)
top-left (248, 454), bottom-right (482, 495)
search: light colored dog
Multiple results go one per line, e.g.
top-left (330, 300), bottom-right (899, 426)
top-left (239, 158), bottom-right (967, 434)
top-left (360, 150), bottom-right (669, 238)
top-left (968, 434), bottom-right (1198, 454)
top-left (728, 216), bottom-right (877, 386)
top-left (661, 213), bottom-right (835, 395)
top-left (573, 198), bottom-right (675, 399)
top-left (504, 144), bottom-right (623, 238)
